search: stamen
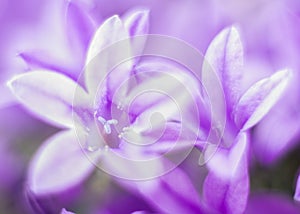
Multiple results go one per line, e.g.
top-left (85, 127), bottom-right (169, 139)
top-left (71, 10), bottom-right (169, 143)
top-left (117, 101), bottom-right (124, 110)
top-left (103, 124), bottom-right (112, 134)
top-left (86, 145), bottom-right (99, 152)
top-left (118, 126), bottom-right (130, 139)
top-left (107, 119), bottom-right (118, 125)
top-left (97, 116), bottom-right (118, 134)
top-left (97, 116), bottom-right (107, 125)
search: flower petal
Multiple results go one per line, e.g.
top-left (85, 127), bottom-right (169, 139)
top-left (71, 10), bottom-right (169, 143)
top-left (137, 165), bottom-right (204, 213)
top-left (205, 131), bottom-right (248, 179)
top-left (85, 15), bottom-right (129, 64)
top-left (19, 51), bottom-right (75, 78)
top-left (122, 9), bottom-right (150, 65)
top-left (234, 69), bottom-right (291, 131)
top-left (203, 132), bottom-right (249, 214)
top-left (203, 170), bottom-right (249, 214)
top-left (28, 130), bottom-right (96, 195)
top-left (125, 61), bottom-right (202, 130)
top-left (65, 0), bottom-right (96, 60)
top-left (84, 15), bottom-right (133, 97)
top-left (7, 70), bottom-right (88, 128)
top-left (122, 8), bottom-right (150, 37)
top-left (128, 121), bottom-right (204, 155)
top-left (252, 100), bottom-right (300, 164)
top-left (203, 26), bottom-right (243, 111)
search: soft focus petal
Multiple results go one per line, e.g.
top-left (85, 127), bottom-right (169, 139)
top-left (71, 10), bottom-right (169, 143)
top-left (250, 69), bottom-right (300, 164)
top-left (203, 26), bottom-right (243, 111)
top-left (122, 9), bottom-right (149, 64)
top-left (65, 0), bottom-right (96, 61)
top-left (84, 15), bottom-right (132, 97)
top-left (26, 188), bottom-right (61, 214)
top-left (136, 166), bottom-right (204, 214)
top-left (126, 61), bottom-right (201, 134)
top-left (122, 8), bottom-right (150, 37)
top-left (28, 130), bottom-right (96, 195)
top-left (234, 69), bottom-right (291, 131)
top-left (205, 132), bottom-right (248, 179)
top-left (95, 188), bottom-right (154, 214)
top-left (252, 99), bottom-right (300, 164)
top-left (85, 15), bottom-right (129, 64)
top-left (61, 208), bottom-right (75, 214)
top-left (246, 192), bottom-right (300, 214)
top-left (203, 132), bottom-right (249, 214)
top-left (7, 70), bottom-right (87, 128)
top-left (19, 51), bottom-right (74, 76)
top-left (294, 174), bottom-right (300, 202)
top-left (131, 211), bottom-right (150, 214)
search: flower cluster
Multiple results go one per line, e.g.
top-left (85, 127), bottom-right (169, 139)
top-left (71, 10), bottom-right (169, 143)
top-left (1, 0), bottom-right (300, 213)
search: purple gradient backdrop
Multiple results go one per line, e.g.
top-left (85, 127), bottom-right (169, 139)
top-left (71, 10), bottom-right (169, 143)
top-left (1, 0), bottom-right (300, 213)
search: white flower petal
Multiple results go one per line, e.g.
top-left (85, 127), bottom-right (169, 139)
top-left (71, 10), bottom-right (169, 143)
top-left (234, 69), bottom-right (291, 131)
top-left (8, 70), bottom-right (87, 128)
top-left (28, 130), bottom-right (97, 195)
top-left (84, 15), bottom-right (133, 97)
top-left (203, 26), bottom-right (244, 110)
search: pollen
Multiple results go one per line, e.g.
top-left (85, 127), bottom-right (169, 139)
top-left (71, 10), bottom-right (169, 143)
top-left (97, 116), bottom-right (118, 134)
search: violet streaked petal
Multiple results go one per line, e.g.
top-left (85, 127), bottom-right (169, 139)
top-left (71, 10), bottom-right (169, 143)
top-left (294, 174), bottom-right (300, 202)
top-left (85, 15), bottom-right (128, 64)
top-left (65, 0), bottom-right (96, 60)
top-left (203, 26), bottom-right (243, 111)
top-left (137, 165), bottom-right (204, 214)
top-left (125, 69), bottom-right (201, 136)
top-left (122, 9), bottom-right (149, 65)
top-left (7, 70), bottom-right (88, 128)
top-left (233, 69), bottom-right (291, 131)
top-left (252, 101), bottom-right (300, 164)
top-left (19, 51), bottom-right (73, 76)
top-left (122, 8), bottom-right (150, 37)
top-left (136, 121), bottom-right (204, 155)
top-left (203, 170), bottom-right (249, 214)
top-left (84, 15), bottom-right (132, 98)
top-left (130, 59), bottom-right (202, 112)
top-left (205, 132), bottom-right (248, 179)
top-left (28, 130), bottom-right (96, 195)
top-left (203, 132), bottom-right (249, 214)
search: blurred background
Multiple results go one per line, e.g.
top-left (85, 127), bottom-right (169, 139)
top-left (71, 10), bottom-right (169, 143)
top-left (0, 0), bottom-right (300, 213)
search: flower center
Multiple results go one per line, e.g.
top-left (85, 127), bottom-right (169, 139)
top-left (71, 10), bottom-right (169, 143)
top-left (97, 116), bottom-right (118, 134)
top-left (92, 102), bottom-right (132, 149)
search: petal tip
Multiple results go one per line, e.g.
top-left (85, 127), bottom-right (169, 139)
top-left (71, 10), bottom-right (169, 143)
top-left (6, 76), bottom-right (17, 92)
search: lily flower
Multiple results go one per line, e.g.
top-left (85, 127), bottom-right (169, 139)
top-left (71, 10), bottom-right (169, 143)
top-left (199, 26), bottom-right (291, 214)
top-left (8, 6), bottom-right (206, 213)
top-left (7, 6), bottom-right (151, 193)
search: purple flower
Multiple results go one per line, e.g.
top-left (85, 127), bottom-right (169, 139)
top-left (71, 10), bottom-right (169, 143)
top-left (6, 2), bottom-right (296, 213)
top-left (199, 26), bottom-right (291, 214)
top-left (8, 8), bottom-right (150, 194)
top-left (8, 6), bottom-right (207, 213)
top-left (8, 7), bottom-right (203, 212)
top-left (17, 0), bottom-right (98, 80)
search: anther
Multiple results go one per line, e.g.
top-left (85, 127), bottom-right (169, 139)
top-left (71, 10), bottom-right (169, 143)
top-left (97, 116), bottom-right (118, 134)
